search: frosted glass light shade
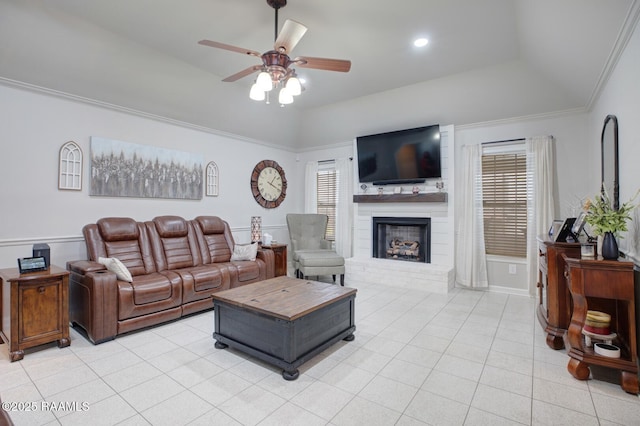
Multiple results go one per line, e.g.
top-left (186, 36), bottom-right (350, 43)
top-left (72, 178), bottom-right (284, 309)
top-left (278, 88), bottom-right (294, 105)
top-left (285, 77), bottom-right (301, 96)
top-left (249, 83), bottom-right (265, 101)
top-left (256, 72), bottom-right (273, 91)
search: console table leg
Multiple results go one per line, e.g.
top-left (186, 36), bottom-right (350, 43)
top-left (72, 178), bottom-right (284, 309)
top-left (282, 369), bottom-right (299, 381)
top-left (620, 371), bottom-right (640, 394)
top-left (567, 358), bottom-right (590, 380)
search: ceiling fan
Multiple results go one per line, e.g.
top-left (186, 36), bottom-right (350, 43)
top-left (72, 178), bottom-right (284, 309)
top-left (198, 0), bottom-right (351, 105)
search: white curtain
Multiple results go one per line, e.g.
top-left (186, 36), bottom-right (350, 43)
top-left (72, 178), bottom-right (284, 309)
top-left (335, 158), bottom-right (353, 258)
top-left (526, 136), bottom-right (555, 294)
top-left (456, 144), bottom-right (488, 288)
top-left (304, 161), bottom-right (318, 213)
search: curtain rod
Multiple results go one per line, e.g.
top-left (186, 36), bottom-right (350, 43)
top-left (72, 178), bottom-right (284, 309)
top-left (481, 138), bottom-right (525, 145)
top-left (318, 157), bottom-right (353, 164)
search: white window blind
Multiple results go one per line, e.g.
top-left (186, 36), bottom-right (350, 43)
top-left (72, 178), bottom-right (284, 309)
top-left (481, 151), bottom-right (527, 257)
top-left (317, 165), bottom-right (337, 241)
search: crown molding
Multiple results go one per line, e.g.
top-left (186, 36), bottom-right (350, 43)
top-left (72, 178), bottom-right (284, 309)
top-left (586, 0), bottom-right (640, 110)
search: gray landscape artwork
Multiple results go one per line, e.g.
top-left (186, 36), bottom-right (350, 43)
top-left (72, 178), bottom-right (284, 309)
top-left (90, 137), bottom-right (203, 200)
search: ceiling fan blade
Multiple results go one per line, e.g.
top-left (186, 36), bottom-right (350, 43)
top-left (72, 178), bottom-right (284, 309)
top-left (274, 19), bottom-right (307, 54)
top-left (222, 65), bottom-right (263, 82)
top-left (198, 39), bottom-right (262, 57)
top-left (294, 56), bottom-right (352, 72)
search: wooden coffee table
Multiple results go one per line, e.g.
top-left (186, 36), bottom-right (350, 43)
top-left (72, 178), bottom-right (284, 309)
top-left (212, 276), bottom-right (356, 380)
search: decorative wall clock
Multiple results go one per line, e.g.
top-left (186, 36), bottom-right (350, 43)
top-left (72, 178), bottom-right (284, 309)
top-left (250, 160), bottom-right (287, 208)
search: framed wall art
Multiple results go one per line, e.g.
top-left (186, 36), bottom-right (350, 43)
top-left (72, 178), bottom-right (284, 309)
top-left (90, 137), bottom-right (203, 200)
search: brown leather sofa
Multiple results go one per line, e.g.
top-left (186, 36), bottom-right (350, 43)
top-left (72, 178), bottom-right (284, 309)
top-left (67, 215), bottom-right (275, 344)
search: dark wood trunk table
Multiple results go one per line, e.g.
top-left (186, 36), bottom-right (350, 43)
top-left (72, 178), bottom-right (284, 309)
top-left (212, 276), bottom-right (356, 380)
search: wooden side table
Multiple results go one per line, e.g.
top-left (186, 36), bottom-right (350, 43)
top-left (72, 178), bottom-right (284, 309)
top-left (536, 236), bottom-right (581, 349)
top-left (0, 265), bottom-right (70, 362)
top-left (563, 255), bottom-right (638, 394)
top-left (262, 244), bottom-right (288, 277)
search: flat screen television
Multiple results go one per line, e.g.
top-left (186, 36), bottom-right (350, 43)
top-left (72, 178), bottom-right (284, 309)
top-left (356, 124), bottom-right (441, 185)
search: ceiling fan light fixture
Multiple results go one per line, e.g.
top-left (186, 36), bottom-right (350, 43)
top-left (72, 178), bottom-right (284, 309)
top-left (285, 75), bottom-right (302, 96)
top-left (249, 83), bottom-right (266, 101)
top-left (278, 87), bottom-right (294, 105)
top-left (256, 71), bottom-right (274, 91)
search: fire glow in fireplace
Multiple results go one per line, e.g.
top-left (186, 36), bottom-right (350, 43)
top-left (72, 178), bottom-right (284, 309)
top-left (372, 217), bottom-right (431, 263)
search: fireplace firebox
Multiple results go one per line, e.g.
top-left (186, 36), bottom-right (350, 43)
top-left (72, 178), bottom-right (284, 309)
top-left (372, 217), bottom-right (431, 263)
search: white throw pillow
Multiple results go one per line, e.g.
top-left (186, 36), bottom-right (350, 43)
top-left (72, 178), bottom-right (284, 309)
top-left (230, 243), bottom-right (258, 261)
top-left (98, 256), bottom-right (133, 282)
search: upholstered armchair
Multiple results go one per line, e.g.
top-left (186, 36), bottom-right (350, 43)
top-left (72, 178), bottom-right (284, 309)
top-left (286, 213), bottom-right (345, 285)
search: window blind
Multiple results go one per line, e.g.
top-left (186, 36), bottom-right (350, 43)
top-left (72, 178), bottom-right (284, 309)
top-left (316, 168), bottom-right (337, 241)
top-left (481, 152), bottom-right (527, 257)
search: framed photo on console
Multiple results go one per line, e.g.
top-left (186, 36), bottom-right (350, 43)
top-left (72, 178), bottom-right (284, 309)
top-left (555, 218), bottom-right (577, 242)
top-left (549, 220), bottom-right (564, 237)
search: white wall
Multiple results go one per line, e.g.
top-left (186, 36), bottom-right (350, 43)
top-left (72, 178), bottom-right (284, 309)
top-left (0, 85), bottom-right (299, 269)
top-left (589, 22), bottom-right (640, 263)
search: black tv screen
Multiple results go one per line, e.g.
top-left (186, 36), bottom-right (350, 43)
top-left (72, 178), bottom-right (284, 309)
top-left (357, 124), bottom-right (441, 184)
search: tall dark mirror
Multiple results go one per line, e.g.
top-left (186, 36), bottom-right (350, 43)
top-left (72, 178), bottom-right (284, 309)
top-left (601, 114), bottom-right (619, 210)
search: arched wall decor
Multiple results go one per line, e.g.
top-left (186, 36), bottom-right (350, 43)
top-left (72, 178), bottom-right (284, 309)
top-left (59, 141), bottom-right (83, 190)
top-left (206, 161), bottom-right (219, 196)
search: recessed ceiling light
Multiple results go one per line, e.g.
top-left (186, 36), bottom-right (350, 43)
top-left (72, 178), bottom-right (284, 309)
top-left (414, 38), bottom-right (429, 47)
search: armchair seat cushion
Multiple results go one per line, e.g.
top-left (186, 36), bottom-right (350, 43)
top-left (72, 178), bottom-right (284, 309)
top-left (291, 249), bottom-right (334, 262)
top-left (297, 252), bottom-right (345, 267)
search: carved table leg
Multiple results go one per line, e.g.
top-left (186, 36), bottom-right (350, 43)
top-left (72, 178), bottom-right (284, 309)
top-left (9, 350), bottom-right (24, 362)
top-left (58, 338), bottom-right (70, 348)
top-left (214, 341), bottom-right (228, 349)
top-left (567, 358), bottom-right (590, 380)
top-left (620, 371), bottom-right (640, 394)
top-left (546, 333), bottom-right (564, 350)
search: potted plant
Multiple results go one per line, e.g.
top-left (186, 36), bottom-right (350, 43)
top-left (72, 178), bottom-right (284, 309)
top-left (583, 186), bottom-right (639, 259)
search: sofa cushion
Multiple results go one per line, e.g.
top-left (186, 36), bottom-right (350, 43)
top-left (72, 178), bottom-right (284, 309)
top-left (130, 273), bottom-right (175, 305)
top-left (195, 216), bottom-right (226, 234)
top-left (151, 216), bottom-right (195, 270)
top-left (153, 216), bottom-right (189, 238)
top-left (98, 217), bottom-right (139, 241)
top-left (189, 266), bottom-right (225, 292)
top-left (232, 261), bottom-right (260, 282)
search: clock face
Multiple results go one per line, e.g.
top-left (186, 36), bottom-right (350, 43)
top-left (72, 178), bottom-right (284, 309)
top-left (251, 160), bottom-right (287, 208)
top-left (258, 167), bottom-right (283, 201)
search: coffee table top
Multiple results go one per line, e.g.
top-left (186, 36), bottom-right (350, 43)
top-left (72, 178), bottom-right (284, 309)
top-left (212, 276), bottom-right (356, 321)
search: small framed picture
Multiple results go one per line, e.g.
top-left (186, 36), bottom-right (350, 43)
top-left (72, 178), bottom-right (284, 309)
top-left (549, 220), bottom-right (564, 237)
top-left (572, 211), bottom-right (587, 236)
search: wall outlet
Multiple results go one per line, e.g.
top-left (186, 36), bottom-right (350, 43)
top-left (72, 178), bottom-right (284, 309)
top-left (508, 264), bottom-right (517, 274)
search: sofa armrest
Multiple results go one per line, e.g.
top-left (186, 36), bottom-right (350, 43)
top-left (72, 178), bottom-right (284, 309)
top-left (257, 248), bottom-right (275, 279)
top-left (67, 266), bottom-right (119, 344)
top-left (67, 259), bottom-right (106, 275)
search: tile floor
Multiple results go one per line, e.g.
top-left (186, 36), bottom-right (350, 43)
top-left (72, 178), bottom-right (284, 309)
top-left (1, 279), bottom-right (640, 425)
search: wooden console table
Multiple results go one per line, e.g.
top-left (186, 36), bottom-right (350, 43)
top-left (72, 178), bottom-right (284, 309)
top-left (0, 265), bottom-right (70, 361)
top-left (536, 236), bottom-right (581, 349)
top-left (563, 255), bottom-right (638, 394)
